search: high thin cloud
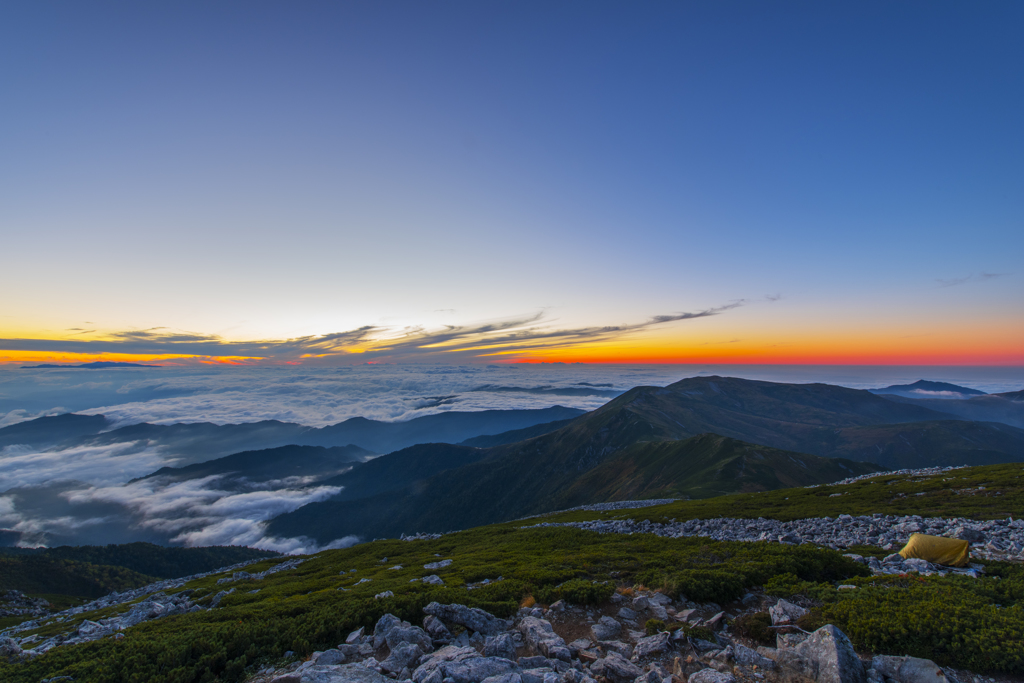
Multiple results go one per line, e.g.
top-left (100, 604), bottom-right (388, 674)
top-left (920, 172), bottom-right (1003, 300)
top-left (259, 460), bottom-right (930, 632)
top-left (0, 304), bottom-right (742, 365)
top-left (937, 272), bottom-right (1006, 288)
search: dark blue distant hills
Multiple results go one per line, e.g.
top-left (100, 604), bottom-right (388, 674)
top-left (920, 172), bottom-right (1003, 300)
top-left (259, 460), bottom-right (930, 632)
top-left (869, 379), bottom-right (986, 399)
top-left (21, 361), bottom-right (160, 369)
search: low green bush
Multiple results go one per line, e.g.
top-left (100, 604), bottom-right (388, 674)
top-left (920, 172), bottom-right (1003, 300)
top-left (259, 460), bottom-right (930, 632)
top-left (674, 623), bottom-right (715, 642)
top-left (732, 611), bottom-right (774, 645)
top-left (536, 579), bottom-right (614, 606)
top-left (763, 572), bottom-right (838, 603)
top-left (676, 569), bottom-right (746, 603)
top-left (761, 569), bottom-right (1024, 674)
top-left (645, 618), bottom-right (667, 635)
top-left (0, 526), bottom-right (900, 682)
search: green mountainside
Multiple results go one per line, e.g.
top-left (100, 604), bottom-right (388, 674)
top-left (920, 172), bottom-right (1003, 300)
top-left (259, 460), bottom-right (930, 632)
top-left (318, 443), bottom-right (486, 502)
top-left (268, 433), bottom-right (877, 544)
top-left (457, 418), bottom-right (577, 447)
top-left (552, 433), bottom-right (878, 505)
top-left (270, 377), bottom-right (1023, 543)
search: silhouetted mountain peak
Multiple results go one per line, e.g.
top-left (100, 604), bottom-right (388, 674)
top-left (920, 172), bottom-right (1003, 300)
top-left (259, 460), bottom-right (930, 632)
top-left (870, 379), bottom-right (986, 399)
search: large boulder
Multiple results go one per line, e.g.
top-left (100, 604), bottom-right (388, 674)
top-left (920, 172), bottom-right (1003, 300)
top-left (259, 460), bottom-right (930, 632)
top-left (413, 645), bottom-right (519, 683)
top-left (373, 613), bottom-right (409, 649)
top-left (733, 644), bottom-right (776, 671)
top-left (517, 616), bottom-right (570, 661)
top-left (481, 675), bottom-right (523, 683)
top-left (902, 559), bottom-right (934, 574)
top-left (381, 642), bottom-right (425, 674)
top-left (769, 599), bottom-right (808, 626)
top-left (424, 614), bottom-right (452, 642)
top-left (77, 620), bottom-right (109, 637)
top-left (871, 655), bottom-right (949, 683)
top-left (285, 662), bottom-right (393, 683)
top-left (0, 637), bottom-right (22, 659)
top-left (520, 668), bottom-right (559, 683)
top-left (484, 632), bottom-right (518, 661)
top-left (953, 527), bottom-right (985, 543)
top-left (689, 670), bottom-right (736, 683)
top-left (589, 651), bottom-right (642, 683)
top-left (775, 625), bottom-right (865, 683)
top-left (591, 615), bottom-right (622, 641)
top-left (386, 625), bottom-right (434, 653)
top-left (631, 632), bottom-right (670, 659)
top-left (424, 602), bottom-right (512, 636)
top-left (599, 640), bottom-right (634, 658)
top-left (309, 649), bottom-right (346, 666)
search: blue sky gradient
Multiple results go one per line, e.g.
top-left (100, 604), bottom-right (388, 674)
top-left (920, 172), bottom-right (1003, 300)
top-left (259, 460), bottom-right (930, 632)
top-left (1, 2), bottom-right (1021, 363)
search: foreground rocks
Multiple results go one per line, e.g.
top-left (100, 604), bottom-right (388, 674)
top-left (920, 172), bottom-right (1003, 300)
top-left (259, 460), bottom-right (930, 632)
top-left (247, 594), bottom-right (957, 683)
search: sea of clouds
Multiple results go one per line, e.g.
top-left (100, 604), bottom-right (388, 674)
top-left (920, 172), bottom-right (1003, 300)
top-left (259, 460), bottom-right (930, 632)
top-left (1, 363), bottom-right (1022, 553)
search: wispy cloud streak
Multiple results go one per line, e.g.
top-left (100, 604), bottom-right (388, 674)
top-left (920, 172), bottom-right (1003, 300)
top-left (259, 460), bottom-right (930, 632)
top-left (0, 304), bottom-right (743, 364)
top-left (937, 272), bottom-right (1006, 288)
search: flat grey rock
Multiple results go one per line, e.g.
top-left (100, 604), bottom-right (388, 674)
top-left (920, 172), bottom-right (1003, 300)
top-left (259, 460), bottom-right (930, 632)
top-left (589, 651), bottom-right (642, 683)
top-left (632, 632), bottom-right (670, 659)
top-left (689, 669), bottom-right (736, 683)
top-left (297, 663), bottom-right (392, 683)
top-left (871, 655), bottom-right (948, 683)
top-left (591, 615), bottom-right (621, 641)
top-left (776, 624), bottom-right (865, 683)
top-left (424, 602), bottom-right (511, 636)
top-left (769, 599), bottom-right (808, 625)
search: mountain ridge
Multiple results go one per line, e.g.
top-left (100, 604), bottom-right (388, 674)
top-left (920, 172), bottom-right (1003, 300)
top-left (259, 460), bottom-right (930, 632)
top-left (0, 406), bottom-right (586, 461)
top-left (268, 376), bottom-right (1024, 543)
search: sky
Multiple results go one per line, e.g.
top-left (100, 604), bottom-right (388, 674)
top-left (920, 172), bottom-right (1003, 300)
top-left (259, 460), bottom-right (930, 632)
top-left (1, 1), bottom-right (1022, 366)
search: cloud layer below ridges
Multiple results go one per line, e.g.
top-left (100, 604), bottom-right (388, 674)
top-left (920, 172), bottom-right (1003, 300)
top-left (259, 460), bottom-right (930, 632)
top-left (2, 363), bottom-right (1022, 553)
top-left (3, 364), bottom-right (691, 429)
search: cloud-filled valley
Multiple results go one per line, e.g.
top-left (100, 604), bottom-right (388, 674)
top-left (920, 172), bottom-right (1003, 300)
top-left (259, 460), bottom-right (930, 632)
top-left (2, 363), bottom-right (1023, 554)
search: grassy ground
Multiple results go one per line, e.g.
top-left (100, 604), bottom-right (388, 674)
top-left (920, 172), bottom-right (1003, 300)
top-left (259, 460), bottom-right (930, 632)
top-left (0, 526), bottom-right (866, 683)
top-left (4, 463), bottom-right (1024, 682)
top-left (533, 462), bottom-right (1024, 526)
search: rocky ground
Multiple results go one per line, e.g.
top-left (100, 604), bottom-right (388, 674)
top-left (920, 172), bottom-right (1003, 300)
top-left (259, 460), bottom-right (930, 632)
top-left (246, 589), bottom-right (979, 683)
top-left (0, 557), bottom-right (300, 658)
top-left (1, 465), bottom-right (1019, 681)
top-left (527, 513), bottom-right (1024, 567)
top-left (0, 590), bottom-right (51, 619)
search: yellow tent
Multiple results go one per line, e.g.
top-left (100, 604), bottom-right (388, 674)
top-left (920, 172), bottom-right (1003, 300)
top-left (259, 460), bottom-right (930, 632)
top-left (898, 533), bottom-right (970, 567)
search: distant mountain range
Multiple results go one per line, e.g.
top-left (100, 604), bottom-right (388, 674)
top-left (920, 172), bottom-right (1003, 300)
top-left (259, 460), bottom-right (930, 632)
top-left (0, 406), bottom-right (586, 460)
top-left (20, 361), bottom-right (161, 369)
top-left (5, 375), bottom-right (1024, 549)
top-left (869, 379), bottom-right (987, 399)
top-left (270, 375), bottom-right (1024, 542)
top-left (136, 444), bottom-right (374, 489)
top-left (878, 390), bottom-right (1024, 430)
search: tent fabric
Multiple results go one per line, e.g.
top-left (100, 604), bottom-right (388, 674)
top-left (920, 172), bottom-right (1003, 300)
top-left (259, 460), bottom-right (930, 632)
top-left (899, 533), bottom-right (970, 567)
